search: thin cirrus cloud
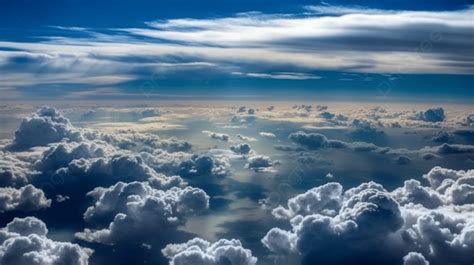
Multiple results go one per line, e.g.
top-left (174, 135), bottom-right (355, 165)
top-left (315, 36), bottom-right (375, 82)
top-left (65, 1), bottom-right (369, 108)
top-left (0, 4), bottom-right (472, 93)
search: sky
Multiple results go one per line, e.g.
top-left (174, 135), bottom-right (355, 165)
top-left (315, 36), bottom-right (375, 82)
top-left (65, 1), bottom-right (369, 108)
top-left (1, 2), bottom-right (474, 265)
top-left (0, 0), bottom-right (473, 101)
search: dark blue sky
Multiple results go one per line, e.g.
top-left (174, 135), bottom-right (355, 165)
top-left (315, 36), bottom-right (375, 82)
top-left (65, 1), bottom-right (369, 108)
top-left (0, 0), bottom-right (473, 100)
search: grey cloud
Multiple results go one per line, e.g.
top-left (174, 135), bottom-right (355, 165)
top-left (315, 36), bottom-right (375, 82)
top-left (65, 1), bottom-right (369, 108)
top-left (230, 143), bottom-right (252, 155)
top-left (245, 155), bottom-right (276, 172)
top-left (414, 108), bottom-right (445, 123)
top-left (0, 151), bottom-right (32, 187)
top-left (237, 134), bottom-right (257, 142)
top-left (76, 180), bottom-right (209, 244)
top-left (0, 185), bottom-right (51, 213)
top-left (202, 130), bottom-right (230, 142)
top-left (162, 237), bottom-right (257, 265)
top-left (0, 217), bottom-right (92, 265)
top-left (403, 252), bottom-right (429, 265)
top-left (272, 182), bottom-right (343, 219)
top-left (8, 107), bottom-right (80, 150)
top-left (263, 181), bottom-right (404, 265)
top-left (288, 131), bottom-right (474, 158)
top-left (262, 167), bottom-right (474, 265)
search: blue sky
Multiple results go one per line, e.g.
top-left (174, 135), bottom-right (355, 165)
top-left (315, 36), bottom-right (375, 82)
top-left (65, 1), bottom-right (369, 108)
top-left (0, 0), bottom-right (473, 100)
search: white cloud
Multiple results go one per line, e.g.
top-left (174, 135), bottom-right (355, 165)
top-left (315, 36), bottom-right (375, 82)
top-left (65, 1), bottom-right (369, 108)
top-left (245, 155), bottom-right (276, 172)
top-left (0, 185), bottom-right (51, 212)
top-left (0, 6), bottom-right (472, 94)
top-left (403, 252), bottom-right (429, 265)
top-left (202, 130), bottom-right (230, 142)
top-left (232, 71), bottom-right (321, 80)
top-left (162, 237), bottom-right (257, 265)
top-left (76, 180), bottom-right (209, 244)
top-left (0, 217), bottom-right (92, 265)
top-left (262, 167), bottom-right (474, 265)
top-left (259, 132), bottom-right (276, 138)
top-left (230, 143), bottom-right (252, 155)
top-left (0, 151), bottom-right (32, 187)
top-left (237, 134), bottom-right (257, 142)
top-left (8, 106), bottom-right (80, 150)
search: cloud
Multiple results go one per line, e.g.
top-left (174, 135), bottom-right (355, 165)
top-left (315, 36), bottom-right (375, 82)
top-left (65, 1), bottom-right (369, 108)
top-left (232, 71), bottom-right (321, 80)
top-left (76, 180), bottom-right (209, 245)
top-left (414, 108), bottom-right (446, 123)
top-left (262, 167), bottom-right (474, 265)
top-left (237, 134), bottom-right (257, 142)
top-left (1, 5), bottom-right (472, 95)
top-left (8, 107), bottom-right (80, 150)
top-left (259, 132), bottom-right (276, 138)
top-left (162, 237), bottom-right (257, 265)
top-left (0, 217), bottom-right (92, 265)
top-left (289, 131), bottom-right (346, 150)
top-left (177, 154), bottom-right (231, 178)
top-left (272, 182), bottom-right (343, 219)
top-left (403, 252), bottom-right (429, 265)
top-left (230, 143), bottom-right (252, 155)
top-left (0, 185), bottom-right (51, 213)
top-left (0, 151), bottom-right (32, 187)
top-left (288, 131), bottom-right (474, 158)
top-left (245, 155), bottom-right (276, 172)
top-left (202, 130), bottom-right (230, 142)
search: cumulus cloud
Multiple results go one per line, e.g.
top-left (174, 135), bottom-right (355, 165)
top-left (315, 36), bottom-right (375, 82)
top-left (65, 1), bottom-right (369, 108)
top-left (0, 185), bottom-right (51, 212)
top-left (0, 151), bottom-right (32, 187)
top-left (44, 153), bottom-right (181, 195)
top-left (414, 108), bottom-right (446, 123)
top-left (230, 143), bottom-right (252, 155)
top-left (202, 130), bottom-right (230, 142)
top-left (272, 182), bottom-right (343, 219)
top-left (245, 155), bottom-right (277, 172)
top-left (178, 154), bottom-right (230, 178)
top-left (162, 237), bottom-right (257, 265)
top-left (76, 180), bottom-right (209, 244)
top-left (262, 167), bottom-right (474, 265)
top-left (0, 217), bottom-right (92, 265)
top-left (8, 107), bottom-right (80, 150)
top-left (403, 252), bottom-right (429, 265)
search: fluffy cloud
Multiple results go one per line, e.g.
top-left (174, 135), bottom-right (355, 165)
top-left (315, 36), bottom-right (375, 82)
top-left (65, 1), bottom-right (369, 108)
top-left (0, 217), bottom-right (92, 265)
top-left (272, 182), bottom-right (343, 219)
top-left (202, 130), bottom-right (230, 142)
top-left (245, 155), bottom-right (276, 172)
top-left (403, 252), bottom-right (429, 265)
top-left (46, 153), bottom-right (177, 194)
top-left (262, 167), bottom-right (474, 265)
top-left (8, 107), bottom-right (80, 150)
top-left (414, 108), bottom-right (446, 123)
top-left (178, 154), bottom-right (230, 178)
top-left (0, 151), bottom-right (32, 187)
top-left (33, 141), bottom-right (111, 174)
top-left (162, 237), bottom-right (257, 265)
top-left (76, 180), bottom-right (209, 244)
top-left (0, 185), bottom-right (51, 212)
top-left (230, 143), bottom-right (252, 155)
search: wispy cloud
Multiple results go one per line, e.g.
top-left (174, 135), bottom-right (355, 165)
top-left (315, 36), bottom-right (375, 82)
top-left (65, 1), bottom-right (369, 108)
top-left (232, 72), bottom-right (321, 80)
top-left (0, 5), bottom-right (473, 95)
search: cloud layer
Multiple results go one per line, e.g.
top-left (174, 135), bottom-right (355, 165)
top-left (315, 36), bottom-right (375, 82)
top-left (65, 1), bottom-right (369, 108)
top-left (262, 167), bottom-right (474, 265)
